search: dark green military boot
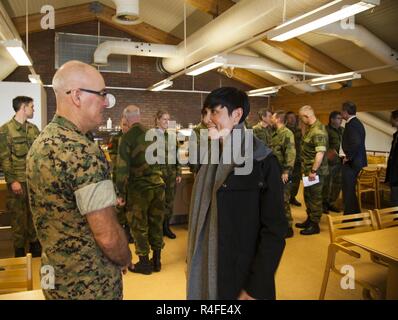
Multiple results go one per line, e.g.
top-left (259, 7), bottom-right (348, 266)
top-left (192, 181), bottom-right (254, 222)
top-left (151, 250), bottom-right (161, 272)
top-left (163, 218), bottom-right (176, 239)
top-left (300, 222), bottom-right (320, 235)
top-left (14, 248), bottom-right (25, 257)
top-left (132, 255), bottom-right (153, 275)
top-left (29, 241), bottom-right (42, 258)
top-left (295, 217), bottom-right (311, 229)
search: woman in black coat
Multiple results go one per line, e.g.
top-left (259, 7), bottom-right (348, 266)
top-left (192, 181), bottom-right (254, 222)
top-left (386, 110), bottom-right (398, 206)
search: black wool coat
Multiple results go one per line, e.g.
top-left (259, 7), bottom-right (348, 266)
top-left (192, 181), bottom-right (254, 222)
top-left (216, 154), bottom-right (287, 300)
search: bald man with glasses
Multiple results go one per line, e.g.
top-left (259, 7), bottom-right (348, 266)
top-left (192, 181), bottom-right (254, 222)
top-left (26, 60), bottom-right (132, 300)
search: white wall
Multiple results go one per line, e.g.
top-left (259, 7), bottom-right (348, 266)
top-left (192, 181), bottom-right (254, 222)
top-left (0, 82), bottom-right (47, 130)
top-left (361, 122), bottom-right (392, 153)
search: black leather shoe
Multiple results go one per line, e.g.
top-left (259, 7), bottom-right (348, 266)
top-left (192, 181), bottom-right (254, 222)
top-left (132, 255), bottom-right (153, 275)
top-left (328, 205), bottom-right (341, 213)
top-left (285, 227), bottom-right (294, 238)
top-left (163, 219), bottom-right (176, 239)
top-left (300, 222), bottom-right (320, 235)
top-left (14, 248), bottom-right (25, 257)
top-left (290, 198), bottom-right (302, 207)
top-left (295, 218), bottom-right (311, 229)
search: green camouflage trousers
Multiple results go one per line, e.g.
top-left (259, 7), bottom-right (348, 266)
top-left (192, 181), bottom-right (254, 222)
top-left (303, 175), bottom-right (325, 224)
top-left (7, 182), bottom-right (37, 249)
top-left (161, 167), bottom-right (177, 221)
top-left (322, 162), bottom-right (342, 208)
top-left (126, 187), bottom-right (165, 256)
top-left (284, 182), bottom-right (293, 227)
top-left (290, 161), bottom-right (302, 199)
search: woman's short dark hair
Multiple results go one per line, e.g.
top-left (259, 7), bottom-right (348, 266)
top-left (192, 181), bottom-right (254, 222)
top-left (342, 101), bottom-right (357, 115)
top-left (13, 96), bottom-right (33, 112)
top-left (204, 87), bottom-right (250, 124)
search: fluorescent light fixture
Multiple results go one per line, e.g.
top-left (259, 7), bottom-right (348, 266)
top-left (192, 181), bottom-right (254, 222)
top-left (2, 39), bottom-right (32, 66)
top-left (267, 0), bottom-right (380, 42)
top-left (185, 56), bottom-right (227, 76)
top-left (310, 71), bottom-right (361, 86)
top-left (148, 79), bottom-right (173, 91)
top-left (247, 86), bottom-right (279, 97)
top-left (28, 74), bottom-right (42, 84)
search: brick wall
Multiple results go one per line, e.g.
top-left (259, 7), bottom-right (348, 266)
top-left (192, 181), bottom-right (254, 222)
top-left (5, 21), bottom-right (268, 128)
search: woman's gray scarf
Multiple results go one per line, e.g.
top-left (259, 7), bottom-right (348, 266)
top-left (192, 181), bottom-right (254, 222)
top-left (186, 122), bottom-right (271, 299)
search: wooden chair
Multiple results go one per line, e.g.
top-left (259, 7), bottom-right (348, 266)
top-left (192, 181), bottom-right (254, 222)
top-left (0, 254), bottom-right (33, 294)
top-left (319, 212), bottom-right (387, 300)
top-left (356, 168), bottom-right (379, 211)
top-left (377, 167), bottom-right (390, 207)
top-left (374, 207), bottom-right (398, 229)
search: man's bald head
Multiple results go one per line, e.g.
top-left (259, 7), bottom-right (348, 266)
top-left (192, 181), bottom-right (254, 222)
top-left (52, 60), bottom-right (103, 96)
top-left (123, 105), bottom-right (140, 125)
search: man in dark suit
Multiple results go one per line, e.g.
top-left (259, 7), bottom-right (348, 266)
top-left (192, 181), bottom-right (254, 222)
top-left (341, 101), bottom-right (367, 214)
top-left (386, 110), bottom-right (398, 206)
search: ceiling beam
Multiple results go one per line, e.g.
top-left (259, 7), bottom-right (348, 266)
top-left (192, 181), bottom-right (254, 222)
top-left (188, 0), bottom-right (371, 87)
top-left (13, 3), bottom-right (96, 35)
top-left (11, 1), bottom-right (284, 91)
top-left (263, 39), bottom-right (371, 86)
top-left (186, 0), bottom-right (234, 17)
top-left (271, 81), bottom-right (398, 113)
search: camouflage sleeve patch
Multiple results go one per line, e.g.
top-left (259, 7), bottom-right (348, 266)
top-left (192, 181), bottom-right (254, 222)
top-left (313, 134), bottom-right (327, 152)
top-left (75, 180), bottom-right (117, 215)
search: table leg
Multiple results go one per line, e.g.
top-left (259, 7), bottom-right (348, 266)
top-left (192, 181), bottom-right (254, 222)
top-left (386, 263), bottom-right (398, 300)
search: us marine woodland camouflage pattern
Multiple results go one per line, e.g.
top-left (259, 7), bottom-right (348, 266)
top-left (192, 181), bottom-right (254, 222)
top-left (26, 115), bottom-right (122, 300)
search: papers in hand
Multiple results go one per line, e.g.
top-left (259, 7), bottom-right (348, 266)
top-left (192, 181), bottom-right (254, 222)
top-left (302, 175), bottom-right (320, 187)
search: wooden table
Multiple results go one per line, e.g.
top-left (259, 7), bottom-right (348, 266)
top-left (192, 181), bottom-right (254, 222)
top-left (0, 289), bottom-right (44, 300)
top-left (342, 227), bottom-right (398, 300)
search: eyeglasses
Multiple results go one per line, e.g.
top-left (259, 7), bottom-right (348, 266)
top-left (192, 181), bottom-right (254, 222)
top-left (66, 88), bottom-right (108, 98)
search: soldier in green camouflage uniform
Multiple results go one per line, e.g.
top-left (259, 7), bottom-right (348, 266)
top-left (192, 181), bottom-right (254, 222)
top-left (115, 105), bottom-right (165, 274)
top-left (296, 106), bottom-right (329, 235)
top-left (189, 107), bottom-right (214, 174)
top-left (108, 117), bottom-right (132, 236)
top-left (270, 111), bottom-right (296, 238)
top-left (286, 111), bottom-right (302, 207)
top-left (0, 96), bottom-right (40, 257)
top-left (155, 111), bottom-right (182, 239)
top-left (322, 111), bottom-right (344, 213)
top-left (253, 108), bottom-right (273, 147)
top-left (26, 61), bottom-right (131, 299)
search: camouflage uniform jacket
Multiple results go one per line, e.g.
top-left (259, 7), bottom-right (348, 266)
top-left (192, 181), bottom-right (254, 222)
top-left (115, 123), bottom-right (164, 199)
top-left (0, 118), bottom-right (39, 183)
top-left (160, 128), bottom-right (182, 177)
top-left (326, 124), bottom-right (344, 154)
top-left (26, 115), bottom-right (122, 300)
top-left (286, 124), bottom-right (302, 165)
top-left (301, 120), bottom-right (329, 176)
top-left (271, 126), bottom-right (296, 174)
top-left (253, 122), bottom-right (273, 147)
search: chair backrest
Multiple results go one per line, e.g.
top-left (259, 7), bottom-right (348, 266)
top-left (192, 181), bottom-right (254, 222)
top-left (374, 207), bottom-right (398, 229)
top-left (367, 155), bottom-right (386, 165)
top-left (377, 167), bottom-right (387, 183)
top-left (0, 254), bottom-right (32, 294)
top-left (357, 168), bottom-right (378, 188)
top-left (326, 211), bottom-right (378, 244)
